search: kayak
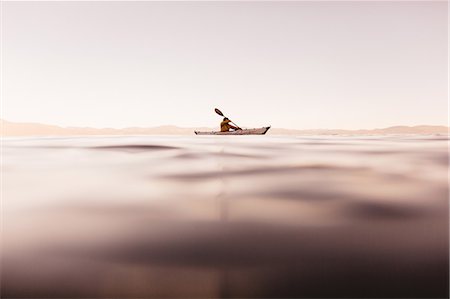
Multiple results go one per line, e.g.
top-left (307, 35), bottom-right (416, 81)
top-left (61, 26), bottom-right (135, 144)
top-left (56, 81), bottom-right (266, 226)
top-left (195, 126), bottom-right (270, 135)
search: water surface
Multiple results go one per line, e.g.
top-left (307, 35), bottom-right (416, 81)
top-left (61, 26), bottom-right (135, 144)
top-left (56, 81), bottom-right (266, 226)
top-left (2, 135), bottom-right (449, 298)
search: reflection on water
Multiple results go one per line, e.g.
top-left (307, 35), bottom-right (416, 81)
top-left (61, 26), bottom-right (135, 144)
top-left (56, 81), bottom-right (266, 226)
top-left (2, 135), bottom-right (449, 298)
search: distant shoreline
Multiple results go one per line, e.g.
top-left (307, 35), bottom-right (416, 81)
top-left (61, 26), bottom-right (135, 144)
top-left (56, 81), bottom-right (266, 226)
top-left (1, 119), bottom-right (448, 136)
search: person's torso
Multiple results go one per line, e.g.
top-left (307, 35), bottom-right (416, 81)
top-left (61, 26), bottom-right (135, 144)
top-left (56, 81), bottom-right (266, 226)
top-left (220, 120), bottom-right (231, 132)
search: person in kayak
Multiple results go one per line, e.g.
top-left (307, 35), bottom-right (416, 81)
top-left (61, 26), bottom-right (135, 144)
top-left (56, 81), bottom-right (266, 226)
top-left (221, 117), bottom-right (240, 132)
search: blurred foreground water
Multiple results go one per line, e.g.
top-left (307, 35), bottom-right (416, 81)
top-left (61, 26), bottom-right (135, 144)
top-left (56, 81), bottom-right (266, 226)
top-left (2, 135), bottom-right (449, 298)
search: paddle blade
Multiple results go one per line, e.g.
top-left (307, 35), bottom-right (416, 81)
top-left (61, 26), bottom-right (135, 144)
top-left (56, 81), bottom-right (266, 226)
top-left (214, 108), bottom-right (224, 117)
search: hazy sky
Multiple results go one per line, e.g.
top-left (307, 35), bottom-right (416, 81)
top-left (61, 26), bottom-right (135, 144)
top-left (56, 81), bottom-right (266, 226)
top-left (2, 1), bottom-right (448, 129)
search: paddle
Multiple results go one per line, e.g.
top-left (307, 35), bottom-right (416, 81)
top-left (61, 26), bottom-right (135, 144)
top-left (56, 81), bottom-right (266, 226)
top-left (214, 108), bottom-right (242, 130)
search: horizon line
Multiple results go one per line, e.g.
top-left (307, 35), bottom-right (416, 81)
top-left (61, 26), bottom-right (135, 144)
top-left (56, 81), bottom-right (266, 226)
top-left (1, 118), bottom-right (448, 132)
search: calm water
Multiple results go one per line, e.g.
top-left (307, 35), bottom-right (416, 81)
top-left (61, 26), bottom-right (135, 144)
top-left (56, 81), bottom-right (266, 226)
top-left (2, 135), bottom-right (449, 298)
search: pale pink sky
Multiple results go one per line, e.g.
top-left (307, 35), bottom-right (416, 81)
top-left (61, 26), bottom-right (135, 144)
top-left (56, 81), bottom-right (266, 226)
top-left (2, 1), bottom-right (448, 129)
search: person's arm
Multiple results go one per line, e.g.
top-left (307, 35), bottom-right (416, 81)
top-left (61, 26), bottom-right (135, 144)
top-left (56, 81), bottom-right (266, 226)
top-left (227, 119), bottom-right (242, 130)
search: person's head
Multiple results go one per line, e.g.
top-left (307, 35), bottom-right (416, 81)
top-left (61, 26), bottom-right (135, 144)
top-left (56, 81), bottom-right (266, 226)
top-left (223, 117), bottom-right (229, 121)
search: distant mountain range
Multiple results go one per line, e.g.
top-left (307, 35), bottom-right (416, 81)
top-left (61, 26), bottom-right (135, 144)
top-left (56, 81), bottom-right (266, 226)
top-left (1, 119), bottom-right (448, 136)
